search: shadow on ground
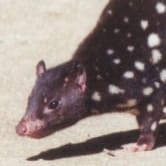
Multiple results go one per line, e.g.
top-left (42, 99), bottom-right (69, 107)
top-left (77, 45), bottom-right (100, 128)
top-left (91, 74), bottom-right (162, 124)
top-left (27, 123), bottom-right (166, 161)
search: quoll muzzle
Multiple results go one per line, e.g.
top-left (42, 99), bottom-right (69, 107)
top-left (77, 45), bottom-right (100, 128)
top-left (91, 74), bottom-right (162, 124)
top-left (16, 121), bottom-right (27, 136)
top-left (16, 119), bottom-right (47, 138)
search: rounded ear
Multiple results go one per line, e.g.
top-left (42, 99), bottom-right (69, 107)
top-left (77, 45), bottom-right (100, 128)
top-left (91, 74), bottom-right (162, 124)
top-left (72, 61), bottom-right (87, 92)
top-left (75, 69), bottom-right (87, 93)
top-left (36, 60), bottom-right (46, 78)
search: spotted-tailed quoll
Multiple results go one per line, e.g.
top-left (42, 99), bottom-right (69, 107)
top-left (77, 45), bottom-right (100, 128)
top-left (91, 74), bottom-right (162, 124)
top-left (16, 0), bottom-right (166, 152)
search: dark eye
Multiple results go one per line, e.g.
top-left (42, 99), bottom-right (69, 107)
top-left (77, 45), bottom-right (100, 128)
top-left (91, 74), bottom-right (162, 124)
top-left (48, 100), bottom-right (59, 109)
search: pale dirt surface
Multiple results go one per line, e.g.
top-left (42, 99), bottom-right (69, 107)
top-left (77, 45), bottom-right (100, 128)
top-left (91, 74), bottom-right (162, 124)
top-left (0, 0), bottom-right (166, 166)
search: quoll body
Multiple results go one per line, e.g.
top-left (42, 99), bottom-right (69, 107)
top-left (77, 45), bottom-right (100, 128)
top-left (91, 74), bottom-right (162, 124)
top-left (16, 0), bottom-right (166, 151)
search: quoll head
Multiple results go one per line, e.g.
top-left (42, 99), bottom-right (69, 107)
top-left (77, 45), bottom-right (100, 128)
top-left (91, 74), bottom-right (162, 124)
top-left (16, 60), bottom-right (88, 138)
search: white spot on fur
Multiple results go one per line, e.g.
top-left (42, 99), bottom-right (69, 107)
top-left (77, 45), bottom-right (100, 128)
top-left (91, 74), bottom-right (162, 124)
top-left (140, 20), bottom-right (149, 30)
top-left (154, 81), bottom-right (160, 88)
top-left (124, 17), bottom-right (129, 23)
top-left (114, 28), bottom-right (120, 34)
top-left (107, 10), bottom-right (112, 15)
top-left (107, 49), bottom-right (114, 55)
top-left (129, 1), bottom-right (133, 7)
top-left (163, 107), bottom-right (166, 113)
top-left (151, 122), bottom-right (157, 131)
top-left (123, 71), bottom-right (134, 79)
top-left (64, 77), bottom-right (69, 83)
top-left (96, 75), bottom-right (102, 80)
top-left (134, 61), bottom-right (145, 71)
top-left (156, 2), bottom-right (166, 14)
top-left (143, 87), bottom-right (154, 96)
top-left (127, 45), bottom-right (135, 52)
top-left (160, 69), bottom-right (166, 82)
top-left (147, 33), bottom-right (161, 48)
top-left (91, 91), bottom-right (101, 101)
top-left (95, 66), bottom-right (99, 71)
top-left (127, 33), bottom-right (132, 38)
top-left (113, 58), bottom-right (121, 65)
top-left (108, 84), bottom-right (125, 94)
top-left (151, 49), bottom-right (162, 64)
top-left (147, 104), bottom-right (154, 112)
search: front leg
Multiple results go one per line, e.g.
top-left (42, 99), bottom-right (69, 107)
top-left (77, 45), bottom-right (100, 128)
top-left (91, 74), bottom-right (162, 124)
top-left (123, 89), bottom-right (164, 152)
top-left (123, 121), bottom-right (158, 152)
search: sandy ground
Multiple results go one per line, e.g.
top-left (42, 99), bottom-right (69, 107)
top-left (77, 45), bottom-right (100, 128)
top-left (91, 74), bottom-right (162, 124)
top-left (1, 0), bottom-right (166, 165)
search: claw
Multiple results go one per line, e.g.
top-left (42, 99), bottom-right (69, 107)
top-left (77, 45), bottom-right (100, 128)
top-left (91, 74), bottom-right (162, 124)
top-left (122, 143), bottom-right (149, 152)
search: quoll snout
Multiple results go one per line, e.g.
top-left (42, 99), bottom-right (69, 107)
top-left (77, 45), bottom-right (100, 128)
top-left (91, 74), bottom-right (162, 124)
top-left (16, 118), bottom-right (49, 138)
top-left (16, 121), bottom-right (27, 136)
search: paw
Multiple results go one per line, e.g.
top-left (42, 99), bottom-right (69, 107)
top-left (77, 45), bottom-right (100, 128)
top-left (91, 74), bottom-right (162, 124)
top-left (122, 143), bottom-right (150, 152)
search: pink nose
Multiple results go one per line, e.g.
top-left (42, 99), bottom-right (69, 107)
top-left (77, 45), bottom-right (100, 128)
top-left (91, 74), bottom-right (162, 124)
top-left (16, 123), bottom-right (27, 136)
